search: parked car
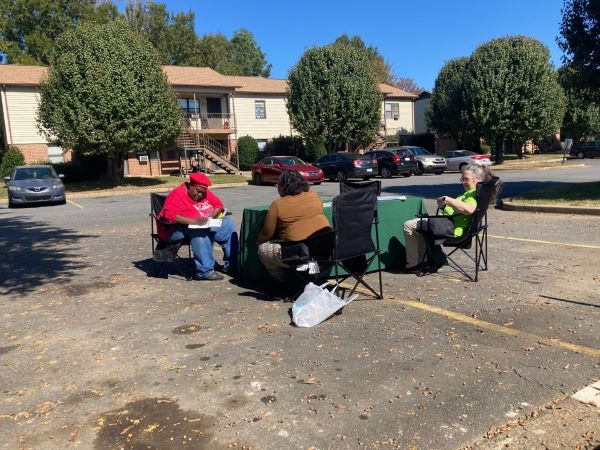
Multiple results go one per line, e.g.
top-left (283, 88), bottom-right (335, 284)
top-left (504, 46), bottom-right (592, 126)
top-left (443, 150), bottom-right (492, 172)
top-left (313, 152), bottom-right (378, 181)
top-left (4, 165), bottom-right (66, 208)
top-left (569, 140), bottom-right (600, 159)
top-left (363, 149), bottom-right (417, 178)
top-left (251, 156), bottom-right (324, 185)
top-left (402, 146), bottom-right (447, 175)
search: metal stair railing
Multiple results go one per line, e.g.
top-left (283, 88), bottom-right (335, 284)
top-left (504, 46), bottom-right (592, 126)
top-left (176, 131), bottom-right (239, 173)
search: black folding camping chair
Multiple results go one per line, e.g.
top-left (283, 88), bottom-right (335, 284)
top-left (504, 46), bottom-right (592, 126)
top-left (417, 176), bottom-right (500, 282)
top-left (149, 192), bottom-right (193, 280)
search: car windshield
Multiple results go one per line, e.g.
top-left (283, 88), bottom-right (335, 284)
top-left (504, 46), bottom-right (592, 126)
top-left (393, 150), bottom-right (411, 157)
top-left (409, 147), bottom-right (432, 156)
top-left (454, 151), bottom-right (476, 157)
top-left (277, 157), bottom-right (305, 166)
top-left (14, 167), bottom-right (56, 180)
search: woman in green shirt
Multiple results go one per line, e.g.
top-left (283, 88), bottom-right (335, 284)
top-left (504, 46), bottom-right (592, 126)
top-left (403, 164), bottom-right (497, 270)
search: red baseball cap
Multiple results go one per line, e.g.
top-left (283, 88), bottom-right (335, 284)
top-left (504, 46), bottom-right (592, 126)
top-left (189, 173), bottom-right (212, 187)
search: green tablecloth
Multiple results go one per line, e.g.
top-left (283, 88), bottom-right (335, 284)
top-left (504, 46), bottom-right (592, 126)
top-left (238, 197), bottom-right (427, 284)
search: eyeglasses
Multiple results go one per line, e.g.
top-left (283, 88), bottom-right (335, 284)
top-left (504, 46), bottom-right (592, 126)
top-left (460, 176), bottom-right (474, 182)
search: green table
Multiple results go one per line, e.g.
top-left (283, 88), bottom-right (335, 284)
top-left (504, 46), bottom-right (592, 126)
top-left (238, 197), bottom-right (427, 284)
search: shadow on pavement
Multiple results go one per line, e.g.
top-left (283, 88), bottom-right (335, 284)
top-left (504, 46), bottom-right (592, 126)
top-left (0, 212), bottom-right (96, 295)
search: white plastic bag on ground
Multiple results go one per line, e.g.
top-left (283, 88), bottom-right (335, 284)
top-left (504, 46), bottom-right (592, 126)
top-left (292, 282), bottom-right (356, 327)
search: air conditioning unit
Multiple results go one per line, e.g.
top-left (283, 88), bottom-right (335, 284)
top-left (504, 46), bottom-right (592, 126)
top-left (393, 114), bottom-right (399, 120)
top-left (138, 154), bottom-right (149, 163)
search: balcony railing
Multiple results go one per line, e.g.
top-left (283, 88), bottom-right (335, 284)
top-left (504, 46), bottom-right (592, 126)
top-left (182, 112), bottom-right (235, 131)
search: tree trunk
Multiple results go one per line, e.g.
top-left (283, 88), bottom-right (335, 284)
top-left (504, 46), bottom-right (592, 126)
top-left (516, 140), bottom-right (524, 159)
top-left (493, 136), bottom-right (504, 164)
top-left (108, 154), bottom-right (125, 184)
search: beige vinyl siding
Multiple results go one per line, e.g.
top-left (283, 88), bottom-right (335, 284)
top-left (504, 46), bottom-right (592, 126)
top-left (233, 94), bottom-right (295, 139)
top-left (414, 97), bottom-right (430, 134)
top-left (5, 87), bottom-right (47, 144)
top-left (383, 99), bottom-right (414, 134)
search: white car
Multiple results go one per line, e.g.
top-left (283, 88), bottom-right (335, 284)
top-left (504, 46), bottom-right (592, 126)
top-left (443, 150), bottom-right (492, 172)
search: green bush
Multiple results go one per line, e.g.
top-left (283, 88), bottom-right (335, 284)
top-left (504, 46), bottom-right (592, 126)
top-left (305, 138), bottom-right (327, 162)
top-left (0, 146), bottom-right (25, 178)
top-left (52, 154), bottom-right (107, 182)
top-left (237, 136), bottom-right (260, 170)
top-left (266, 135), bottom-right (306, 159)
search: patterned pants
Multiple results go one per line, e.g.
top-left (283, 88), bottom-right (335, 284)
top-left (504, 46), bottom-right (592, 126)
top-left (258, 241), bottom-right (290, 282)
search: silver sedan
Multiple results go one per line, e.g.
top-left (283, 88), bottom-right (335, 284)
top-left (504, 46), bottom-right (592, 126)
top-left (443, 150), bottom-right (492, 172)
top-left (5, 165), bottom-right (66, 207)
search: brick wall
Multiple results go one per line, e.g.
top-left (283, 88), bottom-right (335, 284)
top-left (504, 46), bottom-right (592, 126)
top-left (15, 143), bottom-right (48, 163)
top-left (126, 153), bottom-right (162, 177)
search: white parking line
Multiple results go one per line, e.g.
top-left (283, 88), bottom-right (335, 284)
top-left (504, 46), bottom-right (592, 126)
top-left (66, 199), bottom-right (84, 209)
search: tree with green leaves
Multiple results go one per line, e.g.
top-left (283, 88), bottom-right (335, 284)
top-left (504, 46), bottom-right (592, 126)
top-left (0, 146), bottom-right (25, 178)
top-left (332, 34), bottom-right (394, 85)
top-left (287, 45), bottom-right (382, 152)
top-left (426, 57), bottom-right (479, 149)
top-left (37, 20), bottom-right (182, 183)
top-left (1, 0), bottom-right (118, 64)
top-left (465, 36), bottom-right (566, 163)
top-left (558, 66), bottom-right (600, 141)
top-left (558, 0), bottom-right (600, 100)
top-left (237, 135), bottom-right (259, 170)
top-left (124, 0), bottom-right (197, 65)
top-left (223, 29), bottom-right (271, 77)
top-left (193, 33), bottom-right (231, 71)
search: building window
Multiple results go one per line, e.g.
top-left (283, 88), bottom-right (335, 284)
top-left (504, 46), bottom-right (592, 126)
top-left (178, 98), bottom-right (200, 114)
top-left (255, 100), bottom-right (266, 119)
top-left (257, 139), bottom-right (268, 151)
top-left (385, 103), bottom-right (399, 120)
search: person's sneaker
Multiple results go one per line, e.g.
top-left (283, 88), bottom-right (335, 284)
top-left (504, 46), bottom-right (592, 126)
top-left (192, 272), bottom-right (224, 281)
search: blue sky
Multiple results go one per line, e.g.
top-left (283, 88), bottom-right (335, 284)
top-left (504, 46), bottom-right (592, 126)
top-left (162, 0), bottom-right (565, 90)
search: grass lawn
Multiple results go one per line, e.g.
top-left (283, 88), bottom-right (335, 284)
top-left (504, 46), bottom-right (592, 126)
top-left (492, 153), bottom-right (572, 171)
top-left (0, 173), bottom-right (250, 199)
top-left (510, 181), bottom-right (600, 207)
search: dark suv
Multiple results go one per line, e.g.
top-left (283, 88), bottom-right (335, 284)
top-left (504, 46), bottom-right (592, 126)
top-left (313, 153), bottom-right (378, 181)
top-left (363, 149), bottom-right (418, 178)
top-left (570, 140), bottom-right (600, 159)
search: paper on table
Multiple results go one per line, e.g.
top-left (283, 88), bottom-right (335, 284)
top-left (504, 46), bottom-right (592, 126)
top-left (189, 218), bottom-right (222, 229)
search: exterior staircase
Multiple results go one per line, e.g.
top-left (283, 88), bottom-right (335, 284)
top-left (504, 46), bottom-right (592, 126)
top-left (176, 131), bottom-right (239, 174)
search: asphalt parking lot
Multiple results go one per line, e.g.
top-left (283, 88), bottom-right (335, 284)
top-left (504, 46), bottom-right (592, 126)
top-left (1, 166), bottom-right (599, 449)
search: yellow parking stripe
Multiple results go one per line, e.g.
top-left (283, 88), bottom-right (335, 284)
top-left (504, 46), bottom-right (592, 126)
top-left (489, 234), bottom-right (600, 250)
top-left (387, 296), bottom-right (600, 359)
top-left (66, 199), bottom-right (84, 209)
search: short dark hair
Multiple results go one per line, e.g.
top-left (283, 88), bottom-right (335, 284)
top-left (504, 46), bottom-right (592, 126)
top-left (278, 170), bottom-right (309, 196)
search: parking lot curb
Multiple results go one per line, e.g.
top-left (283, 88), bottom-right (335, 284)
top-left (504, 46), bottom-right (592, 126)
top-left (501, 198), bottom-right (600, 215)
top-left (0, 181), bottom-right (252, 203)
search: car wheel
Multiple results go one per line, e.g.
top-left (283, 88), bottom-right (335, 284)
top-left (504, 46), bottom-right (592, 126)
top-left (459, 163), bottom-right (467, 171)
top-left (335, 170), bottom-right (347, 182)
top-left (415, 163), bottom-right (424, 176)
top-left (576, 151), bottom-right (585, 159)
top-left (434, 171), bottom-right (444, 175)
top-left (313, 182), bottom-right (322, 185)
top-left (362, 176), bottom-right (372, 181)
top-left (402, 172), bottom-right (411, 177)
top-left (253, 172), bottom-right (262, 185)
top-left (381, 166), bottom-right (392, 178)
top-left (8, 200), bottom-right (15, 208)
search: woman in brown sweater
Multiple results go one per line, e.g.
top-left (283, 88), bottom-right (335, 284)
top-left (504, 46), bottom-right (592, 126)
top-left (257, 170), bottom-right (330, 282)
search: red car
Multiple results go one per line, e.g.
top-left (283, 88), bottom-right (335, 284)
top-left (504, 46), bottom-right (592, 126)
top-left (251, 156), bottom-right (324, 185)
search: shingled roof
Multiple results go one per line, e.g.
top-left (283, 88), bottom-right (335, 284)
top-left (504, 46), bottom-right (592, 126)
top-left (0, 65), bottom-right (417, 99)
top-left (0, 65), bottom-right (48, 85)
top-left (379, 83), bottom-right (418, 99)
